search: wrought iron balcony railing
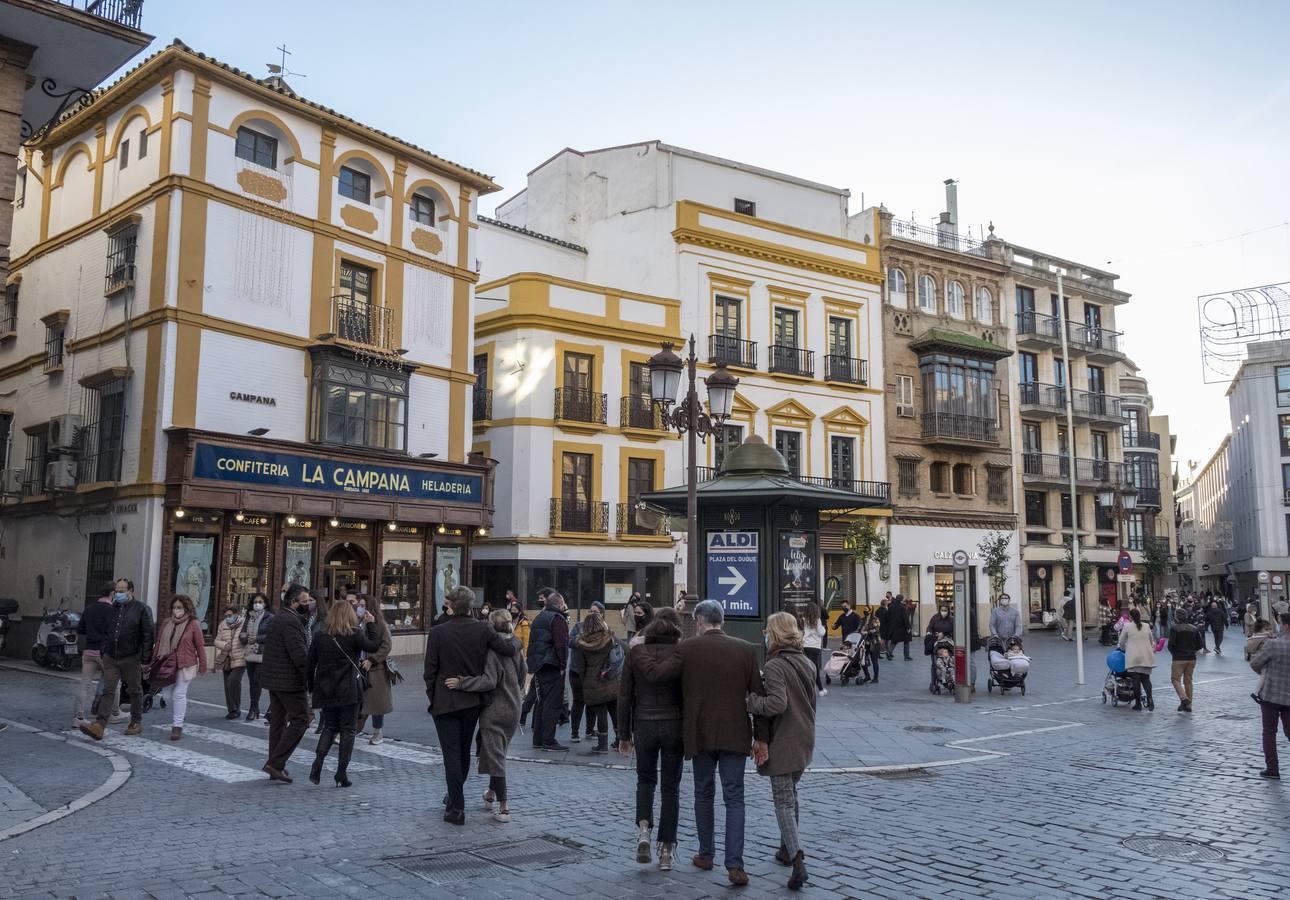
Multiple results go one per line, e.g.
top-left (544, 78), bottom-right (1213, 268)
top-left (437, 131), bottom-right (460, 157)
top-left (1072, 389), bottom-right (1120, 420)
top-left (1021, 452), bottom-right (1122, 484)
top-left (472, 388), bottom-right (492, 421)
top-left (1018, 382), bottom-right (1066, 412)
top-left (1121, 431), bottom-right (1161, 450)
top-left (823, 354), bottom-right (867, 386)
top-left (768, 345), bottom-right (814, 377)
top-left (696, 464), bottom-right (889, 503)
top-left (708, 334), bottom-right (757, 369)
top-left (921, 412), bottom-right (998, 443)
top-left (890, 218), bottom-right (988, 257)
top-left (617, 501), bottom-right (667, 536)
top-left (554, 387), bottom-right (607, 425)
top-left (61, 1), bottom-right (145, 30)
top-left (620, 396), bottom-right (663, 431)
top-left (333, 297), bottom-right (396, 350)
top-left (550, 498), bottom-right (609, 534)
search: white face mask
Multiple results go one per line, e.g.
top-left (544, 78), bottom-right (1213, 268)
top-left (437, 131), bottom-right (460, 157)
top-left (172, 608), bottom-right (185, 619)
top-left (940, 609), bottom-right (949, 617)
top-left (253, 603), bottom-right (264, 612)
top-left (1000, 598), bottom-right (1011, 607)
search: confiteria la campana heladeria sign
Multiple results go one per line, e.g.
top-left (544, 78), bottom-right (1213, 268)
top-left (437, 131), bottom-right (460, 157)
top-left (191, 443), bottom-right (483, 503)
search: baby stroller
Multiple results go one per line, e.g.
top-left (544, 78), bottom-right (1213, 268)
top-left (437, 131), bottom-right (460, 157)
top-left (1102, 648), bottom-right (1135, 707)
top-left (929, 636), bottom-right (955, 694)
top-left (985, 636), bottom-right (1028, 695)
top-left (824, 633), bottom-right (868, 686)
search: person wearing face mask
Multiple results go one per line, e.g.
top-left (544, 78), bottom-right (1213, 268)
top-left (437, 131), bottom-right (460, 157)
top-left (214, 605), bottom-right (248, 719)
top-left (151, 594), bottom-right (208, 740)
top-left (241, 592), bottom-right (272, 721)
top-left (351, 593), bottom-right (394, 745)
top-left (989, 594), bottom-right (1022, 640)
top-left (306, 596), bottom-right (380, 787)
top-left (78, 578), bottom-right (154, 741)
top-left (259, 584), bottom-right (313, 783)
top-left (925, 604), bottom-right (955, 657)
top-left (307, 591), bottom-right (330, 733)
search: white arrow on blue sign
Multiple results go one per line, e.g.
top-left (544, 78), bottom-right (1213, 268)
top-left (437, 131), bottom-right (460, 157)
top-left (706, 530), bottom-right (759, 617)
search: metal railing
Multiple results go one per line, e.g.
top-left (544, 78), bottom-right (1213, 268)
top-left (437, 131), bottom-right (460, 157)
top-left (1018, 382), bottom-right (1066, 411)
top-left (921, 413), bottom-right (998, 443)
top-left (768, 345), bottom-right (814, 377)
top-left (1076, 324), bottom-right (1125, 356)
top-left (334, 296), bottom-right (396, 350)
top-left (695, 464), bottom-right (889, 502)
top-left (708, 334), bottom-right (757, 369)
top-left (1072, 388), bottom-right (1120, 420)
top-left (59, 1), bottom-right (145, 30)
top-left (1021, 452), bottom-right (1122, 484)
top-left (554, 387), bottom-right (607, 425)
top-left (1135, 486), bottom-right (1162, 508)
top-left (617, 502), bottom-right (666, 536)
top-left (620, 396), bottom-right (663, 430)
top-left (472, 388), bottom-right (492, 421)
top-left (823, 354), bottom-right (867, 385)
top-left (1121, 431), bottom-right (1160, 450)
top-left (1015, 310), bottom-right (1063, 342)
top-left (1, 296), bottom-right (16, 334)
top-left (104, 224), bottom-right (137, 296)
top-left (550, 498), bottom-right (609, 534)
top-left (43, 328), bottom-right (64, 372)
top-left (890, 218), bottom-right (988, 257)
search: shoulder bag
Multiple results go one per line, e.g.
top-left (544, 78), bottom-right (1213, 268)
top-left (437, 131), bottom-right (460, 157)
top-left (333, 635), bottom-right (371, 693)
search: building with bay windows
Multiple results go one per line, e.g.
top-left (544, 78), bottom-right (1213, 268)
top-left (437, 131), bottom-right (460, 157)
top-left (472, 141), bottom-right (890, 619)
top-left (0, 41), bottom-right (497, 654)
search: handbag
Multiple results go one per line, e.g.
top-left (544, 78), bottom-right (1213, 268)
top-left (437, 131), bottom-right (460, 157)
top-left (385, 656), bottom-right (405, 685)
top-left (334, 636), bottom-right (371, 693)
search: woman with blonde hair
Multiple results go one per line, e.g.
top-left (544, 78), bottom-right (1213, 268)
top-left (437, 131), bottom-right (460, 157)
top-left (306, 597), bottom-right (379, 787)
top-left (748, 611), bottom-right (817, 890)
top-left (152, 594), bottom-right (207, 741)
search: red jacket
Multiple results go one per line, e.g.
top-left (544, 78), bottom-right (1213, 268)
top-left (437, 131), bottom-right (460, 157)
top-left (154, 617), bottom-right (208, 673)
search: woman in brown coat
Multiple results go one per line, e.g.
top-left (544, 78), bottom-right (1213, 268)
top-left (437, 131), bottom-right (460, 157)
top-left (571, 613), bottom-right (620, 755)
top-left (747, 611), bottom-right (817, 890)
top-left (351, 593), bottom-right (393, 744)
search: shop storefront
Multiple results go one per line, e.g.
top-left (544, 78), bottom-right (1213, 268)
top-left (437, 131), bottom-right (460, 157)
top-left (1027, 562), bottom-right (1052, 626)
top-left (889, 524), bottom-right (1017, 633)
top-left (162, 430), bottom-right (493, 651)
top-left (472, 557), bottom-right (674, 621)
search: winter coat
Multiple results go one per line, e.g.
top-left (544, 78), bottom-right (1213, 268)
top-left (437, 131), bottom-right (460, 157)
top-left (618, 635), bottom-right (682, 737)
top-left (1167, 623), bottom-right (1203, 661)
top-left (572, 629), bottom-right (620, 707)
top-left (1203, 606), bottom-right (1227, 630)
top-left (77, 599), bottom-right (114, 653)
top-left (1117, 621), bottom-right (1156, 670)
top-left (526, 607), bottom-right (568, 672)
top-left (747, 648), bottom-right (817, 777)
top-left (242, 609), bottom-right (271, 664)
top-left (154, 616), bottom-right (207, 673)
top-left (359, 617), bottom-right (394, 718)
top-left (926, 613), bottom-right (954, 638)
top-left (214, 617), bottom-right (247, 670)
top-left (456, 636), bottom-right (526, 777)
top-left (423, 616), bottom-right (519, 715)
top-left (884, 602), bottom-right (911, 643)
top-left (513, 615), bottom-right (531, 652)
top-left (103, 599), bottom-right (154, 662)
top-left (306, 623), bottom-right (380, 708)
top-left (259, 608), bottom-right (309, 693)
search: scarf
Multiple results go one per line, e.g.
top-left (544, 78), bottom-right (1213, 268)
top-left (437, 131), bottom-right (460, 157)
top-left (160, 614), bottom-right (190, 658)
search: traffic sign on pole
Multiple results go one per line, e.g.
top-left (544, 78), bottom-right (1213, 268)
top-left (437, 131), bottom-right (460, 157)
top-left (1117, 550), bottom-right (1132, 574)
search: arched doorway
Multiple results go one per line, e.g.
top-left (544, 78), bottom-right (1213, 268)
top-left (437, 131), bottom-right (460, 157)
top-left (323, 542), bottom-right (371, 605)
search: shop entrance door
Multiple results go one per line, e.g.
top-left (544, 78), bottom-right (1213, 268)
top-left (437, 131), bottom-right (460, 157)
top-left (323, 543), bottom-right (371, 606)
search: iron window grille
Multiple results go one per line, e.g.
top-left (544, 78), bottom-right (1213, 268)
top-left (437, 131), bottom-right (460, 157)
top-left (22, 431), bottom-right (51, 496)
top-left (44, 323), bottom-right (65, 371)
top-left (235, 126), bottom-right (277, 169)
top-left (339, 166), bottom-right (371, 204)
top-left (734, 198), bottom-right (756, 216)
top-left (104, 222), bottom-right (138, 295)
top-left (1, 284), bottom-right (16, 334)
top-left (987, 467), bottom-right (1008, 504)
top-left (410, 194), bottom-right (436, 225)
top-left (85, 532), bottom-right (117, 603)
top-left (897, 459), bottom-right (919, 498)
top-left (309, 351), bottom-right (409, 452)
top-left (79, 377), bottom-right (127, 484)
top-left (473, 388), bottom-right (493, 421)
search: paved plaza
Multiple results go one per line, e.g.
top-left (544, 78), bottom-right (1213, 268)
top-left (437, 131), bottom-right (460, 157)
top-left (1, 631), bottom-right (1287, 899)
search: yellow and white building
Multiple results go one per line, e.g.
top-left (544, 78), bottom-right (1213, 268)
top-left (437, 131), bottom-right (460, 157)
top-left (0, 41), bottom-right (497, 653)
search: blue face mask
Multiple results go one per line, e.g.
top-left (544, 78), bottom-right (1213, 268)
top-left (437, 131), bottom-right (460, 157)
top-left (113, 592), bottom-right (127, 604)
top-left (355, 606), bottom-right (366, 620)
top-left (225, 615), bottom-right (237, 625)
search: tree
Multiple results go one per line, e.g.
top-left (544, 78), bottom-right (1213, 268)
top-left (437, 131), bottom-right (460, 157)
top-left (1141, 538), bottom-right (1171, 602)
top-left (1061, 543), bottom-right (1097, 593)
top-left (845, 517), bottom-right (890, 607)
top-left (977, 531), bottom-right (1012, 602)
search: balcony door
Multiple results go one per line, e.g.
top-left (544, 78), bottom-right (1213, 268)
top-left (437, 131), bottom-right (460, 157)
top-left (627, 361), bottom-right (653, 429)
top-left (1091, 431), bottom-right (1109, 481)
top-left (830, 435), bottom-right (855, 488)
top-left (772, 308), bottom-right (801, 373)
top-left (626, 458), bottom-right (655, 534)
top-left (1022, 422), bottom-right (1042, 475)
top-left (827, 316), bottom-right (853, 380)
top-left (714, 295), bottom-right (742, 359)
top-left (561, 452), bottom-right (593, 531)
top-left (563, 352), bottom-right (595, 420)
top-left (338, 262), bottom-right (375, 343)
top-left (774, 430), bottom-right (802, 477)
top-left (715, 423), bottom-right (743, 472)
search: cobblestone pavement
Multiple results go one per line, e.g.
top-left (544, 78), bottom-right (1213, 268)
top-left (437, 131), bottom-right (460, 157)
top-left (1, 630), bottom-right (1287, 899)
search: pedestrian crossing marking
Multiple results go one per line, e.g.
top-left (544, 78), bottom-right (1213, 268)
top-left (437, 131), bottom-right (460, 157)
top-left (154, 724), bottom-right (378, 773)
top-left (66, 731), bottom-right (266, 783)
top-left (237, 718), bottom-right (443, 764)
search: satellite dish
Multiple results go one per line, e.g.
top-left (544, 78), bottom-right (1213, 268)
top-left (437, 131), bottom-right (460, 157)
top-left (634, 502), bottom-right (671, 532)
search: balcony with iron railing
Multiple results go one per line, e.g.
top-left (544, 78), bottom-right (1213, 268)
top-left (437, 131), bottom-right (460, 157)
top-left (554, 387), bottom-right (607, 426)
top-left (472, 388), bottom-right (492, 422)
top-left (921, 412), bottom-right (999, 446)
top-left (695, 464), bottom-right (889, 503)
top-left (1135, 486), bottom-right (1162, 508)
top-left (620, 396), bottom-right (664, 431)
top-left (1075, 323), bottom-right (1125, 359)
top-left (1121, 431), bottom-right (1160, 450)
top-left (1071, 388), bottom-right (1121, 423)
top-left (708, 334), bottom-right (757, 370)
top-left (1018, 381), bottom-right (1066, 415)
top-left (550, 498), bottom-right (609, 534)
top-left (617, 501), bottom-right (668, 537)
top-left (768, 344), bottom-right (814, 377)
top-left (1021, 452), bottom-right (1121, 486)
top-left (332, 297), bottom-right (396, 351)
top-left (823, 354), bottom-right (867, 386)
top-left (57, 0), bottom-right (146, 29)
top-left (890, 218), bottom-right (989, 257)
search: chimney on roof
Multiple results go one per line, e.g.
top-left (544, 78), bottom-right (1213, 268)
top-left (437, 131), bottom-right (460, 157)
top-left (936, 179), bottom-right (959, 251)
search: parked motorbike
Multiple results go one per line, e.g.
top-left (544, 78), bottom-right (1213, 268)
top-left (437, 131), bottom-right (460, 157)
top-left (31, 602), bottom-right (80, 670)
top-left (0, 598), bottom-right (17, 655)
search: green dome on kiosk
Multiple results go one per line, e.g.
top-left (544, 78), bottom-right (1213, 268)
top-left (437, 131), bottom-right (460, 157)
top-left (719, 434), bottom-right (790, 476)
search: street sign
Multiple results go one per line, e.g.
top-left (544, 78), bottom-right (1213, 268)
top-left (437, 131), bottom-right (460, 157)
top-left (952, 549), bottom-right (969, 570)
top-left (706, 530), bottom-right (759, 617)
top-left (1117, 574), bottom-right (1136, 583)
top-left (1273, 575), bottom-right (1284, 587)
top-left (1258, 570), bottom-right (1270, 583)
top-left (1117, 550), bottom-right (1132, 574)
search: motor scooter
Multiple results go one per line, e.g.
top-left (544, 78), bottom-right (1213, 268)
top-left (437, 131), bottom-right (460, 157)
top-left (31, 601), bottom-right (80, 670)
top-left (0, 598), bottom-right (17, 655)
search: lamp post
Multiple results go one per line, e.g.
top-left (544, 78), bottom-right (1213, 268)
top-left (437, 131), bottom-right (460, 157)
top-left (648, 337), bottom-right (738, 610)
top-left (1054, 267), bottom-right (1086, 684)
top-left (1098, 481), bottom-right (1140, 610)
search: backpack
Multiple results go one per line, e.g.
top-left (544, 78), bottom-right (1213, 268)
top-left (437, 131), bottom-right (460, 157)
top-left (599, 640), bottom-right (625, 680)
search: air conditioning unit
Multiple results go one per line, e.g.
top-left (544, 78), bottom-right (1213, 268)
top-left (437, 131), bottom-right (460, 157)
top-left (48, 414), bottom-right (83, 451)
top-left (0, 468), bottom-right (23, 496)
top-left (45, 459), bottom-right (76, 492)
top-left (897, 404), bottom-right (915, 418)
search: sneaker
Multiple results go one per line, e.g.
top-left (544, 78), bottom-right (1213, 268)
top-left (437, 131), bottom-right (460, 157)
top-left (109, 712), bottom-right (128, 723)
top-left (369, 729), bottom-right (384, 745)
top-left (483, 793), bottom-right (495, 811)
top-left (657, 843), bottom-right (673, 871)
top-left (124, 721), bottom-right (142, 736)
top-left (78, 721), bottom-right (105, 741)
top-left (818, 689), bottom-right (828, 697)
top-left (569, 734), bottom-right (581, 743)
top-left (492, 808), bottom-right (511, 823)
top-left (540, 742), bottom-right (569, 752)
top-left (73, 716), bottom-right (87, 727)
top-left (636, 821), bottom-right (652, 863)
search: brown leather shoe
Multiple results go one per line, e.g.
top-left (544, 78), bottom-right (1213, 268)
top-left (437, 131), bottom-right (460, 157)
top-left (692, 854), bottom-right (713, 871)
top-left (169, 727), bottom-right (182, 741)
top-left (261, 764), bottom-right (293, 784)
top-left (728, 868), bottom-right (749, 887)
top-left (78, 721), bottom-right (105, 741)
top-left (123, 721), bottom-right (142, 736)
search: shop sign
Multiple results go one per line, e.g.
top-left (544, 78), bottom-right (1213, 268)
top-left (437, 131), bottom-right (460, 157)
top-left (230, 392), bottom-right (277, 406)
top-left (605, 583), bottom-right (635, 606)
top-left (778, 529), bottom-right (817, 608)
top-left (387, 525), bottom-right (421, 535)
top-left (114, 503), bottom-right (138, 514)
top-left (330, 521), bottom-right (369, 531)
top-left (284, 518), bottom-right (315, 529)
top-left (706, 530), bottom-right (759, 617)
top-left (933, 550), bottom-right (982, 561)
top-left (193, 443), bottom-right (483, 503)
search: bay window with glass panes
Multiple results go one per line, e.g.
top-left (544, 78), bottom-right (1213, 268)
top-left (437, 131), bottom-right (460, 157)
top-left (309, 351), bottom-right (409, 452)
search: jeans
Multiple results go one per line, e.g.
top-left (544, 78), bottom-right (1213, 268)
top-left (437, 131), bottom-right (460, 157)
top-left (160, 668), bottom-right (196, 727)
top-left (434, 706), bottom-right (482, 813)
top-left (569, 673), bottom-right (588, 737)
top-left (901, 639), bottom-right (912, 660)
top-left (1171, 660), bottom-right (1196, 702)
top-left (94, 654), bottom-right (143, 725)
top-left (770, 771), bottom-right (804, 856)
top-left (77, 653), bottom-right (115, 720)
top-left (265, 690), bottom-right (310, 770)
top-left (223, 666), bottom-right (244, 714)
top-left (804, 647), bottom-right (823, 690)
top-left (245, 661), bottom-right (262, 712)
top-left (372, 714), bottom-right (384, 729)
top-left (1260, 701), bottom-right (1290, 774)
top-left (634, 719), bottom-right (683, 843)
top-left (532, 665), bottom-right (563, 747)
top-left (1212, 627), bottom-right (1225, 652)
top-left (692, 750), bottom-right (746, 870)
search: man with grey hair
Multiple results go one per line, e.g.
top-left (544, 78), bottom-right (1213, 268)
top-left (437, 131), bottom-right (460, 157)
top-left (526, 589), bottom-right (570, 751)
top-left (641, 599), bottom-right (766, 887)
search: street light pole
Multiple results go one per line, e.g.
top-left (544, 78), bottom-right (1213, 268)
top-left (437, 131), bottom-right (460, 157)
top-left (1055, 268), bottom-right (1085, 685)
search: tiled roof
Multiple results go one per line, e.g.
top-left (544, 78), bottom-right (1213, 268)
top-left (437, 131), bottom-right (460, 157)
top-left (908, 327), bottom-right (1012, 358)
top-left (479, 216), bottom-right (587, 253)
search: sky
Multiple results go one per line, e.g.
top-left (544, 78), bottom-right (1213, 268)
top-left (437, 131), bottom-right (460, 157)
top-left (119, 0), bottom-right (1290, 474)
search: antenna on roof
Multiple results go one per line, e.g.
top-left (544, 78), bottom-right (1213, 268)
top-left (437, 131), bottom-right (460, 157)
top-left (266, 44), bottom-right (307, 90)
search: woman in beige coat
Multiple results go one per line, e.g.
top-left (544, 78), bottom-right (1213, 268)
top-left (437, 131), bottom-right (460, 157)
top-left (351, 593), bottom-right (394, 745)
top-left (213, 605), bottom-right (248, 719)
top-left (1117, 607), bottom-right (1156, 711)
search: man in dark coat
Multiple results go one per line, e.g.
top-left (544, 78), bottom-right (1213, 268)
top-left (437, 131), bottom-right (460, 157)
top-left (79, 578), bottom-right (153, 741)
top-left (259, 584), bottom-right (311, 783)
top-left (886, 593), bottom-right (912, 660)
top-left (525, 589), bottom-right (570, 752)
top-left (424, 585), bottom-right (517, 824)
top-left (640, 600), bottom-right (766, 887)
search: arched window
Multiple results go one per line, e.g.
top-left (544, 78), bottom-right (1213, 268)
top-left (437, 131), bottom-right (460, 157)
top-left (917, 274), bottom-right (936, 312)
top-left (410, 192), bottom-right (436, 226)
top-left (887, 267), bottom-right (907, 302)
top-left (235, 125), bottom-right (279, 169)
top-left (947, 281), bottom-right (965, 318)
top-left (975, 286), bottom-right (993, 323)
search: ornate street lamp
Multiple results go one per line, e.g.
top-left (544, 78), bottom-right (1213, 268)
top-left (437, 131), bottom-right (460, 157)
top-left (648, 337), bottom-right (740, 610)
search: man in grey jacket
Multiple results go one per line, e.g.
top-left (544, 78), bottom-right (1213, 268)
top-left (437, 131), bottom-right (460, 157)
top-left (1251, 612), bottom-right (1290, 779)
top-left (988, 594), bottom-right (1022, 640)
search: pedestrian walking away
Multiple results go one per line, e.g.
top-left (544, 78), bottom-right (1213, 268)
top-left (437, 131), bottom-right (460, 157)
top-left (618, 607), bottom-right (684, 871)
top-left (424, 586), bottom-right (518, 824)
top-left (445, 608), bottom-right (527, 823)
top-left (1059, 589), bottom-right (1076, 641)
top-left (78, 578), bottom-right (153, 741)
top-left (799, 601), bottom-right (827, 693)
top-left (1117, 608), bottom-right (1156, 711)
top-left (884, 593), bottom-right (913, 661)
top-left (260, 584), bottom-right (313, 783)
top-left (747, 612), bottom-right (817, 891)
top-left (74, 586), bottom-right (119, 726)
top-left (526, 590), bottom-right (570, 752)
top-left (1204, 599), bottom-right (1227, 655)
top-left (242, 593), bottom-right (272, 721)
top-left (1250, 613), bottom-right (1290, 779)
top-left (306, 598), bottom-right (380, 787)
top-left (1166, 610), bottom-right (1202, 712)
top-left (570, 611), bottom-right (622, 754)
top-left (214, 604), bottom-right (248, 720)
top-left (350, 593), bottom-right (394, 745)
top-left (639, 599), bottom-right (767, 887)
top-left (567, 599), bottom-right (606, 743)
